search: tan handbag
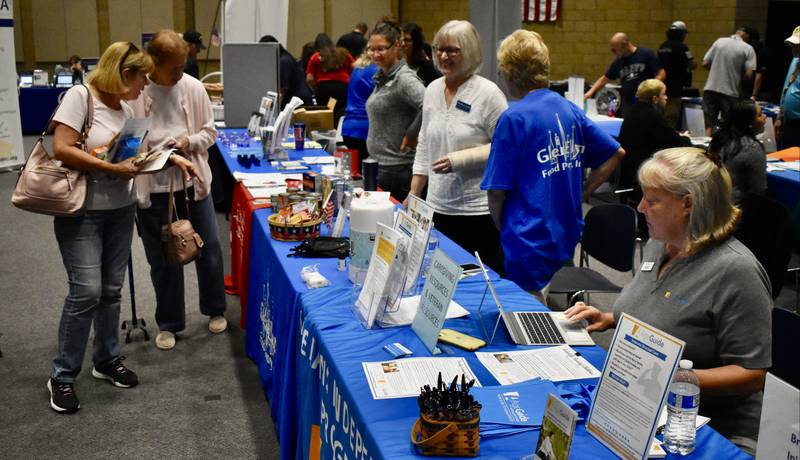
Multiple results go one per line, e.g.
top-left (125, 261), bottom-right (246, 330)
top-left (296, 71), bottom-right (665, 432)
top-left (161, 174), bottom-right (204, 265)
top-left (11, 85), bottom-right (93, 217)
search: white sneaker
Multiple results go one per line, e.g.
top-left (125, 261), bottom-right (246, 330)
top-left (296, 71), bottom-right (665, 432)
top-left (208, 316), bottom-right (228, 334)
top-left (155, 331), bottom-right (176, 350)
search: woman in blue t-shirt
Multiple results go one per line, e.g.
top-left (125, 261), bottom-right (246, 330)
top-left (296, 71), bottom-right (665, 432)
top-left (480, 30), bottom-right (625, 297)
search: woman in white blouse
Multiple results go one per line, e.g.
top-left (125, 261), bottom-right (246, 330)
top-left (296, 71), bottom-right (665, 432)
top-left (408, 20), bottom-right (508, 272)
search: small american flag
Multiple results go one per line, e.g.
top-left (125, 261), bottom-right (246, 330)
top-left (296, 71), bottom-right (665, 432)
top-left (523, 0), bottom-right (561, 22)
top-left (322, 191), bottom-right (336, 226)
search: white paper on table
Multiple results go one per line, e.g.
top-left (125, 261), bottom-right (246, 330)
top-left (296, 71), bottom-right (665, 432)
top-left (403, 195), bottom-right (435, 294)
top-left (476, 345), bottom-right (600, 385)
top-left (321, 164), bottom-right (337, 175)
top-left (356, 224), bottom-right (404, 328)
top-left (232, 172), bottom-right (302, 187)
top-left (302, 155), bottom-right (335, 164)
top-left (362, 357), bottom-right (481, 399)
top-left (380, 295), bottom-right (469, 326)
top-left (771, 161), bottom-right (800, 172)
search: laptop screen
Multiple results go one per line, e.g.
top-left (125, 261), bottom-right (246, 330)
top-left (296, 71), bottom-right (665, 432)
top-left (56, 74), bottom-right (73, 86)
top-left (20, 75), bottom-right (33, 85)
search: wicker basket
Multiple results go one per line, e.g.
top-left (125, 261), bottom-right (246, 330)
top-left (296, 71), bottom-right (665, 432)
top-left (411, 413), bottom-right (480, 457)
top-left (267, 214), bottom-right (321, 242)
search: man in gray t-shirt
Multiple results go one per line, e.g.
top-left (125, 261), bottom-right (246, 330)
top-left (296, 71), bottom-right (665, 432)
top-left (702, 30), bottom-right (756, 133)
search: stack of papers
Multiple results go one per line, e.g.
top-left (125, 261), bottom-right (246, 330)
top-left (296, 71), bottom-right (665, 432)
top-left (380, 295), bottom-right (469, 326)
top-left (302, 156), bottom-right (336, 164)
top-left (231, 172), bottom-right (303, 198)
top-left (767, 160), bottom-right (800, 172)
top-left (281, 140), bottom-right (323, 149)
top-left (471, 379), bottom-right (559, 439)
top-left (476, 345), bottom-right (601, 385)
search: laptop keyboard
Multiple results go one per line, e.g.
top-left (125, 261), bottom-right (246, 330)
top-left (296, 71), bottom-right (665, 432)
top-left (517, 312), bottom-right (565, 345)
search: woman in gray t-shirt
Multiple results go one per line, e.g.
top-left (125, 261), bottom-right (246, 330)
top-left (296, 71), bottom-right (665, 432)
top-left (565, 147), bottom-right (771, 455)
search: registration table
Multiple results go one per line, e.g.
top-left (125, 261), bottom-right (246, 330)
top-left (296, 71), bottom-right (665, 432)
top-left (767, 147), bottom-right (800, 213)
top-left (18, 86), bottom-right (69, 134)
top-left (216, 129), bottom-right (329, 326)
top-left (217, 128), bottom-right (751, 460)
top-left (241, 209), bottom-right (750, 460)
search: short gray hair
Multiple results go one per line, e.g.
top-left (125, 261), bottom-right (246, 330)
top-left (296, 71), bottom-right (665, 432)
top-left (638, 147), bottom-right (740, 255)
top-left (432, 20), bottom-right (482, 77)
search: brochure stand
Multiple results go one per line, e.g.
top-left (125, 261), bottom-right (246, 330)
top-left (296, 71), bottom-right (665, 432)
top-left (350, 270), bottom-right (411, 329)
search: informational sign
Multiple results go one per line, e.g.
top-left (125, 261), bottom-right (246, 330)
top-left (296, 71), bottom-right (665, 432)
top-left (755, 373), bottom-right (800, 460)
top-left (586, 314), bottom-right (685, 460)
top-left (411, 248), bottom-right (463, 353)
top-left (0, 0), bottom-right (25, 170)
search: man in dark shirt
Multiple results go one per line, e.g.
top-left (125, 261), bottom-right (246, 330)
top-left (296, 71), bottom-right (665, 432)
top-left (584, 33), bottom-right (665, 117)
top-left (182, 30), bottom-right (205, 79)
top-left (658, 21), bottom-right (696, 127)
top-left (739, 27), bottom-right (767, 100)
top-left (337, 22), bottom-right (368, 58)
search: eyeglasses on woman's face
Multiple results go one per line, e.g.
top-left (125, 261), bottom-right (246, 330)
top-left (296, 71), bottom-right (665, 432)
top-left (433, 46), bottom-right (461, 57)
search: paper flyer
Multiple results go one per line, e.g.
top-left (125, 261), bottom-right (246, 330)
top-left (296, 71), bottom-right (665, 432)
top-left (403, 194), bottom-right (435, 294)
top-left (355, 223), bottom-right (405, 328)
top-left (586, 314), bottom-right (685, 460)
top-left (476, 345), bottom-right (600, 385)
top-left (534, 393), bottom-right (578, 460)
top-left (362, 357), bottom-right (480, 399)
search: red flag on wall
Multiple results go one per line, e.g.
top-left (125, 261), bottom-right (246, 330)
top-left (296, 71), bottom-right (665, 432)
top-left (523, 0), bottom-right (561, 22)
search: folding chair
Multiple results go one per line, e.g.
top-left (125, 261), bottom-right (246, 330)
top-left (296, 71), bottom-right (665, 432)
top-left (548, 204), bottom-right (638, 306)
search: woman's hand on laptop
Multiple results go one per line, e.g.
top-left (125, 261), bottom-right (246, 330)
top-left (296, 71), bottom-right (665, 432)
top-left (564, 302), bottom-right (615, 333)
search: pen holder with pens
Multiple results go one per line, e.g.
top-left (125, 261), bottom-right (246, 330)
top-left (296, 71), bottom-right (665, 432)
top-left (411, 373), bottom-right (481, 457)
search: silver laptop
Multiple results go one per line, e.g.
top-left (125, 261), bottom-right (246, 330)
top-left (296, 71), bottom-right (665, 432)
top-left (55, 74), bottom-right (73, 88)
top-left (475, 252), bottom-right (594, 346)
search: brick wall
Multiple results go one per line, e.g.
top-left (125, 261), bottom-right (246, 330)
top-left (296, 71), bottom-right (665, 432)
top-left (400, 0), bottom-right (470, 44)
top-left (401, 0), bottom-right (751, 91)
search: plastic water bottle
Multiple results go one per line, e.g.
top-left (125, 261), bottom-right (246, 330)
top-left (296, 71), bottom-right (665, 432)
top-left (420, 229), bottom-right (439, 280)
top-left (664, 359), bottom-right (700, 455)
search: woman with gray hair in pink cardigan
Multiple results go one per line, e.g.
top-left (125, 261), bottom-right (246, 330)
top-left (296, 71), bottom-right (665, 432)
top-left (130, 29), bottom-right (227, 351)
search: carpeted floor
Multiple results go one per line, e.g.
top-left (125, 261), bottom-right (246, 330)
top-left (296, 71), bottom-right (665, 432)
top-left (0, 136), bottom-right (278, 458)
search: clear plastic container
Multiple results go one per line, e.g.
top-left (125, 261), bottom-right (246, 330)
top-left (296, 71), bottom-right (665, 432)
top-left (664, 359), bottom-right (700, 455)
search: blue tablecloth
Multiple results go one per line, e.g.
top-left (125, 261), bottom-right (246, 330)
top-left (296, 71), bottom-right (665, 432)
top-left (18, 86), bottom-right (68, 134)
top-left (217, 128), bottom-right (329, 175)
top-left (767, 169), bottom-right (800, 214)
top-left (241, 207), bottom-right (750, 459)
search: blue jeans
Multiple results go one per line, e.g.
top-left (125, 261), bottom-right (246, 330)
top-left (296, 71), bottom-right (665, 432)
top-left (136, 188), bottom-right (226, 333)
top-left (52, 204), bottom-right (136, 383)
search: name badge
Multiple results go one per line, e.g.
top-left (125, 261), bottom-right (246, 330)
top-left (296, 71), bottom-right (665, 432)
top-left (641, 261), bottom-right (655, 272)
top-left (455, 100), bottom-right (472, 113)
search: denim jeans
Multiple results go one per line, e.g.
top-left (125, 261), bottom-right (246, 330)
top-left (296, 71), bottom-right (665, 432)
top-left (52, 204), bottom-right (136, 383)
top-left (136, 188), bottom-right (226, 333)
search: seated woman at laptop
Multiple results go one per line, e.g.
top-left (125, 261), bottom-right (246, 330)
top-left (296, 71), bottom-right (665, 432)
top-left (565, 147), bottom-right (771, 455)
